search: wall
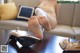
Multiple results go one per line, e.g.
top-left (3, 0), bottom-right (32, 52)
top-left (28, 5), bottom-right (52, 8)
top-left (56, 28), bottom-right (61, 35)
top-left (0, 0), bottom-right (4, 4)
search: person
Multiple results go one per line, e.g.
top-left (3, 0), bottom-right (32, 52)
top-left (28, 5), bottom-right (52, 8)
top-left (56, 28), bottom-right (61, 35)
top-left (6, 0), bottom-right (58, 47)
top-left (28, 0), bottom-right (57, 40)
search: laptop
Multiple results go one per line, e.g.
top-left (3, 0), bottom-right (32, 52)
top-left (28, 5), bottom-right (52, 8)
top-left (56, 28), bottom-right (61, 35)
top-left (16, 6), bottom-right (34, 21)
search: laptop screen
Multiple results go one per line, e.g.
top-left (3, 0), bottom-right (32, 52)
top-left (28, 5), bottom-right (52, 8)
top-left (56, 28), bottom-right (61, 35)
top-left (17, 6), bottom-right (34, 21)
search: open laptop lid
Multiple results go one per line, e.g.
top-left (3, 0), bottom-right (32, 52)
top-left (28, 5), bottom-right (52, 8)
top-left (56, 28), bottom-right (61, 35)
top-left (16, 6), bottom-right (34, 21)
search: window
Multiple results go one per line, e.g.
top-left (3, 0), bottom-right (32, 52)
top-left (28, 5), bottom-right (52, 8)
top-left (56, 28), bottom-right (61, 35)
top-left (57, 0), bottom-right (80, 3)
top-left (0, 0), bottom-right (4, 4)
top-left (58, 0), bottom-right (79, 1)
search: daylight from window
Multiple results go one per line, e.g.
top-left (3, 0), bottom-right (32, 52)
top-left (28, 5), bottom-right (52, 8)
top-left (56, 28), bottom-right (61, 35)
top-left (58, 0), bottom-right (79, 1)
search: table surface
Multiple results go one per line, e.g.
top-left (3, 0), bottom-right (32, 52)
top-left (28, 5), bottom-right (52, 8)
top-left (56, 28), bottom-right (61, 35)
top-left (8, 35), bottom-right (64, 53)
top-left (0, 29), bottom-right (80, 53)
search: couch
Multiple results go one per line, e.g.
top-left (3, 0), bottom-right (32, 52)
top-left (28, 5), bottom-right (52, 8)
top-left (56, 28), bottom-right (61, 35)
top-left (45, 3), bottom-right (80, 40)
top-left (0, 0), bottom-right (80, 40)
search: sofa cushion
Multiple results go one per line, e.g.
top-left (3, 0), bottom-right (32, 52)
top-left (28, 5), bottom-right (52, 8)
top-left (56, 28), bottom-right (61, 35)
top-left (72, 27), bottom-right (80, 40)
top-left (44, 25), bottom-right (75, 38)
top-left (11, 0), bottom-right (40, 8)
top-left (57, 4), bottom-right (75, 26)
top-left (0, 20), bottom-right (28, 31)
top-left (73, 4), bottom-right (80, 27)
top-left (0, 2), bottom-right (18, 20)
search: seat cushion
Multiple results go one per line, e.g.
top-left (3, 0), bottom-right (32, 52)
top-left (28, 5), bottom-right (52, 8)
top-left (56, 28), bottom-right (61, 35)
top-left (73, 4), bottom-right (80, 27)
top-left (57, 4), bottom-right (75, 26)
top-left (72, 27), bottom-right (80, 40)
top-left (44, 25), bottom-right (75, 38)
top-left (11, 0), bottom-right (40, 8)
top-left (0, 20), bottom-right (28, 31)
